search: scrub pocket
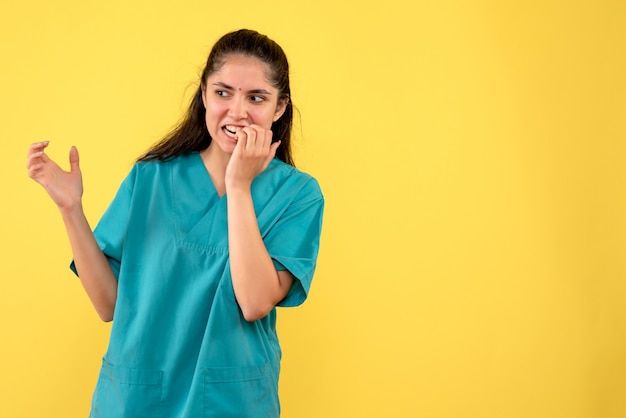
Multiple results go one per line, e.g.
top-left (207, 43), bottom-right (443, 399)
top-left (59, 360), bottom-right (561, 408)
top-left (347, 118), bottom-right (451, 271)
top-left (90, 358), bottom-right (164, 418)
top-left (203, 361), bottom-right (279, 418)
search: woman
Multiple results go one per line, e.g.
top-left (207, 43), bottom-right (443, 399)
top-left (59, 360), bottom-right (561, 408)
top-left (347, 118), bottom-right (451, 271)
top-left (26, 29), bottom-right (324, 417)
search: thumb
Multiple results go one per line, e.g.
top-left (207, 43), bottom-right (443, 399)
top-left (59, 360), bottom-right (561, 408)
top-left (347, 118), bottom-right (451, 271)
top-left (265, 141), bottom-right (281, 166)
top-left (69, 146), bottom-right (80, 173)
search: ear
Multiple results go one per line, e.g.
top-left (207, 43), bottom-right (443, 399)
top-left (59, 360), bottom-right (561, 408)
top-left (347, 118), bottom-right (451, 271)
top-left (273, 97), bottom-right (288, 122)
top-left (200, 84), bottom-right (207, 108)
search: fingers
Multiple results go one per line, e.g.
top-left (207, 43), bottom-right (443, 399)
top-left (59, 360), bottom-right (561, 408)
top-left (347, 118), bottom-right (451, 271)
top-left (27, 143), bottom-right (52, 166)
top-left (238, 125), bottom-right (273, 155)
top-left (26, 142), bottom-right (81, 180)
top-left (26, 141), bottom-right (49, 169)
top-left (225, 125), bottom-right (281, 190)
top-left (28, 141), bottom-right (49, 153)
top-left (26, 141), bottom-right (51, 180)
top-left (27, 163), bottom-right (43, 179)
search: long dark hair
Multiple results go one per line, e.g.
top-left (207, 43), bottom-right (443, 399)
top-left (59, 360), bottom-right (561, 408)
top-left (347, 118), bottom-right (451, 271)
top-left (138, 29), bottom-right (294, 166)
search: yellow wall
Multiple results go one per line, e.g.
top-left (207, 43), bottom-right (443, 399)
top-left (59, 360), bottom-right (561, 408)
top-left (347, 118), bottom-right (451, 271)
top-left (2, 1), bottom-right (625, 417)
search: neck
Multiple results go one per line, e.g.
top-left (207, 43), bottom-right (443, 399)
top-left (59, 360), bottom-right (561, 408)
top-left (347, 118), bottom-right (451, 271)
top-left (200, 143), bottom-right (230, 196)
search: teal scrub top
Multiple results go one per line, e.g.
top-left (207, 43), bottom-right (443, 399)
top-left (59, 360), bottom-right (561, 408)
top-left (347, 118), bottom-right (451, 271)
top-left (71, 153), bottom-right (324, 417)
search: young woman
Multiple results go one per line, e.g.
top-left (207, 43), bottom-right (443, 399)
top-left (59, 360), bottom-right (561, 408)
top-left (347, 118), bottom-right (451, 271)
top-left (26, 29), bottom-right (324, 417)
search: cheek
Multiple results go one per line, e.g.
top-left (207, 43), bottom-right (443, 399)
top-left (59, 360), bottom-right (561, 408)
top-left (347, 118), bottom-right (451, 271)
top-left (203, 107), bottom-right (223, 137)
top-left (204, 102), bottom-right (224, 123)
top-left (252, 109), bottom-right (278, 129)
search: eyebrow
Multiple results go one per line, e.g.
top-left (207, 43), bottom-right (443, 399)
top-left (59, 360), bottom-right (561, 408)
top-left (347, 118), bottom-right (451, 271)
top-left (212, 82), bottom-right (273, 95)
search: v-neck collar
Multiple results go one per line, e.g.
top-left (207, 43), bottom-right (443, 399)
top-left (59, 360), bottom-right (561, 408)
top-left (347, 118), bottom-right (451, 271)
top-left (172, 153), bottom-right (229, 250)
top-left (189, 152), bottom-right (225, 199)
top-left (197, 150), bottom-right (228, 198)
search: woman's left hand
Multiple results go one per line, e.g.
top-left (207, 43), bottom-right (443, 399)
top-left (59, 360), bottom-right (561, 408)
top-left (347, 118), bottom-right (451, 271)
top-left (225, 124), bottom-right (280, 191)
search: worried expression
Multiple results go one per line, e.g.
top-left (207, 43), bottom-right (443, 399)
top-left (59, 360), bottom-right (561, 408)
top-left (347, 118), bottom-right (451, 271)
top-left (201, 54), bottom-right (287, 155)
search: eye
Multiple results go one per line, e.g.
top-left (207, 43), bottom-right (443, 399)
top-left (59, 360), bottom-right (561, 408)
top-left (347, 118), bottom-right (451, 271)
top-left (250, 95), bottom-right (265, 103)
top-left (216, 90), bottom-right (230, 97)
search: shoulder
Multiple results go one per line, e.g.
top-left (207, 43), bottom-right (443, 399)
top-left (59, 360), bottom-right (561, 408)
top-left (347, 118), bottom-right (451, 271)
top-left (120, 154), bottom-right (192, 192)
top-left (131, 154), bottom-right (193, 176)
top-left (134, 153), bottom-right (192, 170)
top-left (263, 159), bottom-right (323, 200)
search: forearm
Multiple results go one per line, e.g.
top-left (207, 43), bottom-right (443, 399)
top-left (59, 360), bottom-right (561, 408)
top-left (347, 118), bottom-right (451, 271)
top-left (227, 187), bottom-right (292, 321)
top-left (60, 204), bottom-right (118, 322)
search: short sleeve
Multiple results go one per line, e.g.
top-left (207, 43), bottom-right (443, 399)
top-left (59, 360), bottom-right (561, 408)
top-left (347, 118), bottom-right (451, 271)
top-left (265, 178), bottom-right (324, 307)
top-left (69, 166), bottom-right (137, 279)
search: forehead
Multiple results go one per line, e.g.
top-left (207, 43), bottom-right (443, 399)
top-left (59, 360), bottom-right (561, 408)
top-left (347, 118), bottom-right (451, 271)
top-left (208, 54), bottom-right (273, 86)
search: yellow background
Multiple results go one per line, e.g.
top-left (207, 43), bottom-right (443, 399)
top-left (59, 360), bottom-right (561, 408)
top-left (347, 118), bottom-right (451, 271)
top-left (1, 1), bottom-right (625, 417)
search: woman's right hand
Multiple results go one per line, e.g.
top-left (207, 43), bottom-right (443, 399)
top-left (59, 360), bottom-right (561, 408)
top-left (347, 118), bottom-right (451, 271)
top-left (26, 141), bottom-right (84, 211)
top-left (28, 142), bottom-right (117, 321)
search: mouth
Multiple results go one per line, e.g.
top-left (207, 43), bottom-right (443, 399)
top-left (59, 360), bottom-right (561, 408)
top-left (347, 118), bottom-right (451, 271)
top-left (222, 125), bottom-right (241, 140)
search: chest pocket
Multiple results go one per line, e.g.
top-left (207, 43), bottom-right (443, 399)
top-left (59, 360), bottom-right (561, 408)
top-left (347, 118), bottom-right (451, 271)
top-left (91, 358), bottom-right (164, 418)
top-left (203, 361), bottom-right (279, 418)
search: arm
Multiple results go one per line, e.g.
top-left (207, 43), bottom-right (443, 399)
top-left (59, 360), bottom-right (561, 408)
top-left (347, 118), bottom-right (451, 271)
top-left (227, 187), bottom-right (294, 321)
top-left (60, 205), bottom-right (118, 322)
top-left (27, 142), bottom-right (118, 321)
top-left (225, 127), bottom-right (294, 321)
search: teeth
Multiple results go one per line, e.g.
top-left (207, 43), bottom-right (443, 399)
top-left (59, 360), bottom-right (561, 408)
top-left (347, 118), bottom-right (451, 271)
top-left (224, 125), bottom-right (240, 134)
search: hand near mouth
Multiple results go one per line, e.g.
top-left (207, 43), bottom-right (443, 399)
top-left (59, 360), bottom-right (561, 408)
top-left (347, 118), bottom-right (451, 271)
top-left (225, 124), bottom-right (281, 192)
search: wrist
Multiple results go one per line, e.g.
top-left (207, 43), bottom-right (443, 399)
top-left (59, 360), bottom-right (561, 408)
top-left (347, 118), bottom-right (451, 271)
top-left (59, 201), bottom-right (85, 220)
top-left (225, 179), bottom-right (252, 196)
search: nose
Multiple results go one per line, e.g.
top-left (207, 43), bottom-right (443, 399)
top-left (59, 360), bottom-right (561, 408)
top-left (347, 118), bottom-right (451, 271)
top-left (228, 95), bottom-right (248, 120)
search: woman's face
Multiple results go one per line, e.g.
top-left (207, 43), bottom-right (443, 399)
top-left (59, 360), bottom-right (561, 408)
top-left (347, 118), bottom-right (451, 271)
top-left (202, 54), bottom-right (286, 156)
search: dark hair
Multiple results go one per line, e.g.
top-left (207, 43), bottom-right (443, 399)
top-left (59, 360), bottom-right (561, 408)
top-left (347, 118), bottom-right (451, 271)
top-left (138, 29), bottom-right (294, 166)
